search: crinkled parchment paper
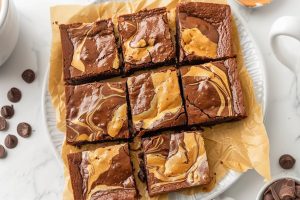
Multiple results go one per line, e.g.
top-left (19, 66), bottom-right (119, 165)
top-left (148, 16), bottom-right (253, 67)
top-left (49, 0), bottom-right (271, 199)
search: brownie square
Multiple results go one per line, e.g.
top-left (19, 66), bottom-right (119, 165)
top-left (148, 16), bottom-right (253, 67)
top-left (118, 8), bottom-right (176, 74)
top-left (68, 143), bottom-right (137, 200)
top-left (127, 67), bottom-right (186, 135)
top-left (59, 19), bottom-right (120, 84)
top-left (142, 131), bottom-right (210, 196)
top-left (179, 58), bottom-right (246, 126)
top-left (176, 2), bottom-right (233, 65)
top-left (65, 80), bottom-right (130, 145)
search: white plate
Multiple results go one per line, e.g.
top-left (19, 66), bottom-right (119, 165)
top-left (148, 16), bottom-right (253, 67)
top-left (41, 7), bottom-right (267, 200)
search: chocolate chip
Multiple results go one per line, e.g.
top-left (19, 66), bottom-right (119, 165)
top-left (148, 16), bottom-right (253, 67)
top-left (138, 169), bottom-right (146, 182)
top-left (22, 69), bottom-right (35, 83)
top-left (277, 179), bottom-right (296, 200)
top-left (296, 185), bottom-right (300, 197)
top-left (138, 160), bottom-right (146, 182)
top-left (7, 87), bottom-right (22, 103)
top-left (279, 154), bottom-right (296, 169)
top-left (17, 122), bottom-right (32, 138)
top-left (138, 152), bottom-right (144, 160)
top-left (1, 105), bottom-right (14, 119)
top-left (0, 145), bottom-right (6, 159)
top-left (0, 117), bottom-right (8, 131)
top-left (264, 193), bottom-right (274, 200)
top-left (4, 134), bottom-right (18, 149)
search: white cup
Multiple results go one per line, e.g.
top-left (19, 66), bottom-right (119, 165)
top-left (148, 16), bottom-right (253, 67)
top-left (0, 0), bottom-right (19, 66)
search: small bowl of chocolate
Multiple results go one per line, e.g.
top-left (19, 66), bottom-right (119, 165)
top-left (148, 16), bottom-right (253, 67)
top-left (256, 176), bottom-right (300, 200)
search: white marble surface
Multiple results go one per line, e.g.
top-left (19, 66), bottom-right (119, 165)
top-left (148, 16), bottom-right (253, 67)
top-left (0, 0), bottom-right (299, 199)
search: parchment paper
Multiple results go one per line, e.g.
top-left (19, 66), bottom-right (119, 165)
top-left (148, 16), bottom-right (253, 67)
top-left (49, 0), bottom-right (271, 199)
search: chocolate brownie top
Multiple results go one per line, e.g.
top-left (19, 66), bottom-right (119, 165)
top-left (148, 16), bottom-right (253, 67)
top-left (118, 8), bottom-right (175, 71)
top-left (180, 58), bottom-right (246, 125)
top-left (142, 131), bottom-right (210, 196)
top-left (65, 81), bottom-right (129, 144)
top-left (67, 143), bottom-right (137, 200)
top-left (127, 67), bottom-right (186, 134)
top-left (59, 19), bottom-right (120, 82)
top-left (177, 2), bottom-right (232, 63)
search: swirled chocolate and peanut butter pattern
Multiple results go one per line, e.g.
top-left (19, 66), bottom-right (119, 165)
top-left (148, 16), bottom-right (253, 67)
top-left (127, 68), bottom-right (186, 135)
top-left (65, 81), bottom-right (129, 145)
top-left (142, 131), bottom-right (210, 196)
top-left (67, 143), bottom-right (137, 200)
top-left (177, 2), bottom-right (232, 64)
top-left (180, 60), bottom-right (235, 126)
top-left (118, 8), bottom-right (175, 73)
top-left (59, 19), bottom-right (120, 84)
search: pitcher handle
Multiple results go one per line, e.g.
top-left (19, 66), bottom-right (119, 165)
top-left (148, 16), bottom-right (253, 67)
top-left (270, 16), bottom-right (300, 73)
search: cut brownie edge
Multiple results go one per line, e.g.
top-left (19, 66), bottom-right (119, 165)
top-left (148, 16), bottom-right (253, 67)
top-left (65, 69), bottom-right (121, 85)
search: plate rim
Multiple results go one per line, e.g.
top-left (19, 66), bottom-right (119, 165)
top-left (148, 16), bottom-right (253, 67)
top-left (41, 6), bottom-right (268, 199)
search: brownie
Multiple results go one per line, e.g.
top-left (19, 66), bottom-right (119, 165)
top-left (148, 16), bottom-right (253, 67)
top-left (59, 19), bottom-right (120, 84)
top-left (179, 58), bottom-right (246, 126)
top-left (67, 143), bottom-right (137, 200)
top-left (142, 131), bottom-right (210, 196)
top-left (118, 8), bottom-right (176, 74)
top-left (127, 67), bottom-right (186, 135)
top-left (176, 2), bottom-right (233, 65)
top-left (65, 81), bottom-right (130, 145)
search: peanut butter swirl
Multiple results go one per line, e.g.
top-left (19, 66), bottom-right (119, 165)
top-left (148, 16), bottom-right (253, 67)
top-left (143, 131), bottom-right (210, 195)
top-left (118, 8), bottom-right (175, 71)
top-left (183, 63), bottom-right (233, 116)
top-left (181, 28), bottom-right (217, 59)
top-left (64, 19), bottom-right (119, 75)
top-left (68, 143), bottom-right (137, 200)
top-left (127, 68), bottom-right (186, 133)
top-left (177, 2), bottom-right (233, 64)
top-left (180, 62), bottom-right (234, 125)
top-left (65, 81), bottom-right (129, 144)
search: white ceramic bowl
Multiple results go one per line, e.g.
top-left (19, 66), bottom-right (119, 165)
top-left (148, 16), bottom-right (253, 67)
top-left (256, 175), bottom-right (300, 200)
top-left (0, 0), bottom-right (19, 66)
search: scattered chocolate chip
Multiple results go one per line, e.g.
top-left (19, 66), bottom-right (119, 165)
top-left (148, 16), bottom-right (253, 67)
top-left (17, 122), bottom-right (32, 138)
top-left (263, 193), bottom-right (274, 200)
top-left (0, 145), bottom-right (6, 159)
top-left (279, 154), bottom-right (296, 169)
top-left (296, 185), bottom-right (300, 197)
top-left (0, 117), bottom-right (8, 131)
top-left (7, 87), bottom-right (22, 103)
top-left (1, 105), bottom-right (14, 119)
top-left (22, 69), bottom-right (35, 83)
top-left (4, 134), bottom-right (18, 149)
